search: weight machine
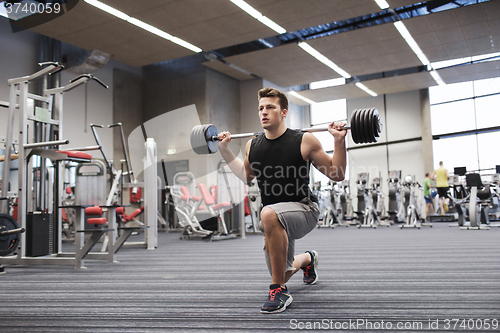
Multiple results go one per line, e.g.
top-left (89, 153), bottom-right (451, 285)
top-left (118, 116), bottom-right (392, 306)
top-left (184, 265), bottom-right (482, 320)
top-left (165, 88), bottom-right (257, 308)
top-left (0, 62), bottom-right (124, 269)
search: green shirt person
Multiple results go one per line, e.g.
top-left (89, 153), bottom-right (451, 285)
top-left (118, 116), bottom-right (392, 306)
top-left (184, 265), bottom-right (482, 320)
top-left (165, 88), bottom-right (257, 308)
top-left (423, 173), bottom-right (434, 218)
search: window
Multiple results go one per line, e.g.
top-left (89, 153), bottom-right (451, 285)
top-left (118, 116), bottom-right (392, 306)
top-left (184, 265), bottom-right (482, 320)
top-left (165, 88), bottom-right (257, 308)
top-left (430, 77), bottom-right (500, 173)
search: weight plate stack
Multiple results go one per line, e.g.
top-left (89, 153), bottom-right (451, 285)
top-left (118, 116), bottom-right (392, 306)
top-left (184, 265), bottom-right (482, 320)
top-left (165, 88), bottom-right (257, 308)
top-left (190, 125), bottom-right (209, 155)
top-left (0, 214), bottom-right (21, 256)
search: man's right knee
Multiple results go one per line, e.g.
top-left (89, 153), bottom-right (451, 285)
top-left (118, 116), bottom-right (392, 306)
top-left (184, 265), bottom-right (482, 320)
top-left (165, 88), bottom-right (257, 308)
top-left (260, 207), bottom-right (281, 231)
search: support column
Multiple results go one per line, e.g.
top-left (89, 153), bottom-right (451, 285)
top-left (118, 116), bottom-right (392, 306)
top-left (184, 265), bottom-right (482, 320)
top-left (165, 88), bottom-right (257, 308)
top-left (420, 89), bottom-right (433, 174)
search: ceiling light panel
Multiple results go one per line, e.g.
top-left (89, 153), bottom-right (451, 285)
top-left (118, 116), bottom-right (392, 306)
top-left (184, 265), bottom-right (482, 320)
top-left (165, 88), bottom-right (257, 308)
top-left (84, 0), bottom-right (202, 53)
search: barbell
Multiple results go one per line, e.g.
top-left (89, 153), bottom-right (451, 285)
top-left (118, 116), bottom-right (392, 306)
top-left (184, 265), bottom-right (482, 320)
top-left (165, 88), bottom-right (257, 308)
top-left (190, 108), bottom-right (383, 155)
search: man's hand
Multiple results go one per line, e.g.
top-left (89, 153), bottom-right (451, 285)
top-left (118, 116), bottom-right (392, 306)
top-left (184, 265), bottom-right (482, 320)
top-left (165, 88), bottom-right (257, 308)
top-left (218, 131), bottom-right (232, 151)
top-left (328, 121), bottom-right (347, 140)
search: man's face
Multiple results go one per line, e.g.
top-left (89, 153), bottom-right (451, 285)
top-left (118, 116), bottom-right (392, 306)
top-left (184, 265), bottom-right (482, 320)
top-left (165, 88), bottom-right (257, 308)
top-left (258, 96), bottom-right (286, 130)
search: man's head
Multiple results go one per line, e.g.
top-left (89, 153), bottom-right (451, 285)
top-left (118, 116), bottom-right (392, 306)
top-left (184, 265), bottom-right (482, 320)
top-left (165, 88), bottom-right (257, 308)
top-left (258, 87), bottom-right (288, 111)
top-left (258, 87), bottom-right (288, 131)
top-left (439, 161), bottom-right (443, 166)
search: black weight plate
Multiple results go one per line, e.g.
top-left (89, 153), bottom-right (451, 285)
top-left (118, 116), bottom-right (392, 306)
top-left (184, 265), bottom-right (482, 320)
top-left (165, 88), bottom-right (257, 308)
top-left (358, 109), bottom-right (367, 143)
top-left (0, 214), bottom-right (20, 256)
top-left (350, 110), bottom-right (359, 144)
top-left (366, 108), bottom-right (375, 143)
top-left (205, 125), bottom-right (219, 154)
top-left (372, 109), bottom-right (382, 141)
top-left (363, 108), bottom-right (372, 143)
top-left (355, 109), bottom-right (363, 144)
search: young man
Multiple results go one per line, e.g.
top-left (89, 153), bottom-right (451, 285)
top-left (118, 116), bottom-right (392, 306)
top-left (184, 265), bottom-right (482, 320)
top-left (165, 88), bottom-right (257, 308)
top-left (217, 87), bottom-right (347, 314)
top-left (431, 161), bottom-right (449, 215)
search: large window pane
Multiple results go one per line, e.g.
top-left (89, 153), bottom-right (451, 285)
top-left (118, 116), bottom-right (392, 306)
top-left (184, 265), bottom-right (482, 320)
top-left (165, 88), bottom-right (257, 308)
top-left (310, 99), bottom-right (346, 126)
top-left (475, 94), bottom-right (500, 128)
top-left (429, 81), bottom-right (474, 104)
top-left (432, 135), bottom-right (479, 172)
top-left (431, 99), bottom-right (475, 135)
top-left (473, 77), bottom-right (500, 97)
top-left (477, 132), bottom-right (500, 171)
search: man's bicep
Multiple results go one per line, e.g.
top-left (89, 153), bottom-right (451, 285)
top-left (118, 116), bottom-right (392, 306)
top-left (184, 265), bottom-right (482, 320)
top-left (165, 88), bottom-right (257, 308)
top-left (244, 140), bottom-right (256, 183)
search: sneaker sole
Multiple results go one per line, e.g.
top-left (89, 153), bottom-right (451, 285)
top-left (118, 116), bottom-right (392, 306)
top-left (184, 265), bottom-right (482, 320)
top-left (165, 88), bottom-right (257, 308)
top-left (260, 296), bottom-right (293, 314)
top-left (305, 251), bottom-right (319, 285)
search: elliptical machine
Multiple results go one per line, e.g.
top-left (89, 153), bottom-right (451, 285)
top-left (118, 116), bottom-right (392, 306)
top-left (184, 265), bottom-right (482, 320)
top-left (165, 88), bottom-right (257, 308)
top-left (387, 171), bottom-right (403, 223)
top-left (400, 175), bottom-right (431, 229)
top-left (356, 173), bottom-right (387, 228)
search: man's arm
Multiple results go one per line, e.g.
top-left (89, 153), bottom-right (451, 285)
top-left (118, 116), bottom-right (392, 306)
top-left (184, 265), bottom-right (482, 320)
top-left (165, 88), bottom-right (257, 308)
top-left (304, 121), bottom-right (347, 181)
top-left (218, 132), bottom-right (255, 184)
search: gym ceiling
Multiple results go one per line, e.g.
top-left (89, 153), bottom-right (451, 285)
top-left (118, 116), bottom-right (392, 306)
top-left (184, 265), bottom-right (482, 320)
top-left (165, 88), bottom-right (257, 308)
top-left (25, 0), bottom-right (500, 103)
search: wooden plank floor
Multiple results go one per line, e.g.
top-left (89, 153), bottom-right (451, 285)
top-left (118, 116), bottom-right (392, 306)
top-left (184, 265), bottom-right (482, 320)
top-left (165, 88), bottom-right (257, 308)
top-left (1, 223), bottom-right (499, 332)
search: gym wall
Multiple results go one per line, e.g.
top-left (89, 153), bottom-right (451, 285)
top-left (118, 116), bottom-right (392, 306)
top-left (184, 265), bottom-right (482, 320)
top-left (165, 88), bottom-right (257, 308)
top-left (140, 54), bottom-right (241, 189)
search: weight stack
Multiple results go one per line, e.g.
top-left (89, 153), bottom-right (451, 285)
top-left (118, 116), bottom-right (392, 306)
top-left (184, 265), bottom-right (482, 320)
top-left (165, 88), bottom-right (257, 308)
top-left (26, 212), bottom-right (52, 257)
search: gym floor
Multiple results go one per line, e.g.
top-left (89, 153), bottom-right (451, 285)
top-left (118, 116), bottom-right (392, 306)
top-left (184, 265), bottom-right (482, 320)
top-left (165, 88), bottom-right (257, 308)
top-left (1, 223), bottom-right (499, 332)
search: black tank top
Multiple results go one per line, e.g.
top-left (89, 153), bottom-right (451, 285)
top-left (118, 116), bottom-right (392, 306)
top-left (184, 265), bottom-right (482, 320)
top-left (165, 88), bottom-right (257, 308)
top-left (249, 128), bottom-right (315, 206)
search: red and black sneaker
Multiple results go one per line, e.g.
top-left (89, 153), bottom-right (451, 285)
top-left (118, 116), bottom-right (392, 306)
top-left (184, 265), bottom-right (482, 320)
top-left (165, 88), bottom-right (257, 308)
top-left (301, 250), bottom-right (319, 285)
top-left (260, 284), bottom-right (293, 314)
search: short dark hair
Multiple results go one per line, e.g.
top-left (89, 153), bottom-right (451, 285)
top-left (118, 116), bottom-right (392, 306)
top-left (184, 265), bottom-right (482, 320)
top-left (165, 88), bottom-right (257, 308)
top-left (258, 87), bottom-right (288, 111)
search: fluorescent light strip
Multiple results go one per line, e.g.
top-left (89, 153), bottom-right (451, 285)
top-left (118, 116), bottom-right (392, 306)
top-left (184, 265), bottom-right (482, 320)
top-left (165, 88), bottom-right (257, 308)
top-left (394, 21), bottom-right (430, 66)
top-left (393, 20), bottom-right (445, 86)
top-left (429, 70), bottom-right (445, 86)
top-left (298, 42), bottom-right (351, 78)
top-left (85, 0), bottom-right (129, 20)
top-left (289, 91), bottom-right (316, 104)
top-left (84, 0), bottom-right (201, 53)
top-left (374, 0), bottom-right (390, 10)
top-left (355, 82), bottom-right (377, 97)
top-left (230, 0), bottom-right (286, 34)
top-left (310, 78), bottom-right (346, 89)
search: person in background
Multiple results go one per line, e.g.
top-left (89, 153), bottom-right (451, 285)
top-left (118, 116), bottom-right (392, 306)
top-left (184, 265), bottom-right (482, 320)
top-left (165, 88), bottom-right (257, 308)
top-left (431, 161), bottom-right (449, 215)
top-left (423, 172), bottom-right (434, 219)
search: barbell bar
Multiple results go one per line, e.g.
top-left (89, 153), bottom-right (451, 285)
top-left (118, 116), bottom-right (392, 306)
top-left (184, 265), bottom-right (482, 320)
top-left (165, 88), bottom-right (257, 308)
top-left (190, 108), bottom-right (383, 155)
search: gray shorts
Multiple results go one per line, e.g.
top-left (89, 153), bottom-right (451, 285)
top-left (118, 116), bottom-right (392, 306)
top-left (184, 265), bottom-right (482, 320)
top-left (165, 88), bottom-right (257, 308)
top-left (261, 197), bottom-right (320, 275)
